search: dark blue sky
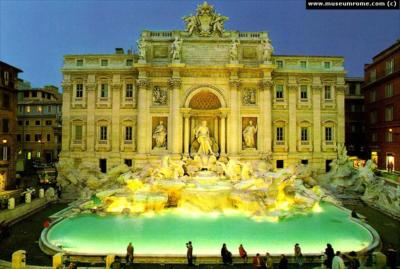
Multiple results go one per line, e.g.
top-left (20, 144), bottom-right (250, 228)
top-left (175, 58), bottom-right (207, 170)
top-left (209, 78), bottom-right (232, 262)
top-left (0, 0), bottom-right (399, 88)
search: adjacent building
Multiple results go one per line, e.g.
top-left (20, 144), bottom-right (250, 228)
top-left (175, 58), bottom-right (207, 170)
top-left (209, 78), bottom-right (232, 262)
top-left (0, 61), bottom-right (22, 190)
top-left (60, 2), bottom-right (346, 173)
top-left (364, 40), bottom-right (400, 171)
top-left (345, 77), bottom-right (366, 159)
top-left (16, 85), bottom-right (62, 164)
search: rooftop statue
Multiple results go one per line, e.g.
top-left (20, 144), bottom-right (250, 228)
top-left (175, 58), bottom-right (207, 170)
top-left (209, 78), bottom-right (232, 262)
top-left (183, 2), bottom-right (228, 37)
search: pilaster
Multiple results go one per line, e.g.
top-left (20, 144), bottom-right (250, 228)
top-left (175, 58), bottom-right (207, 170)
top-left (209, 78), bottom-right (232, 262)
top-left (111, 82), bottom-right (121, 153)
top-left (136, 78), bottom-right (149, 155)
top-left (169, 78), bottom-right (183, 155)
top-left (336, 85), bottom-right (345, 145)
top-left (260, 79), bottom-right (273, 153)
top-left (228, 78), bottom-right (241, 155)
top-left (288, 85), bottom-right (297, 153)
top-left (86, 82), bottom-right (96, 153)
top-left (61, 82), bottom-right (72, 154)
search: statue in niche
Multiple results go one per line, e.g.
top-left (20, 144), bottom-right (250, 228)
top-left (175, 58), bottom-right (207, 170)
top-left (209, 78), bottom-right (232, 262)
top-left (152, 86), bottom-right (167, 105)
top-left (153, 121), bottom-right (167, 149)
top-left (137, 38), bottom-right (147, 61)
top-left (243, 89), bottom-right (256, 105)
top-left (171, 37), bottom-right (183, 62)
top-left (262, 39), bottom-right (274, 63)
top-left (230, 39), bottom-right (239, 62)
top-left (243, 120), bottom-right (257, 149)
top-left (195, 121), bottom-right (215, 155)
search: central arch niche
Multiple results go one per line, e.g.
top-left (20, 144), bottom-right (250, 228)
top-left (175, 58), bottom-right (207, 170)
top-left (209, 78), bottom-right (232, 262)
top-left (189, 90), bottom-right (221, 110)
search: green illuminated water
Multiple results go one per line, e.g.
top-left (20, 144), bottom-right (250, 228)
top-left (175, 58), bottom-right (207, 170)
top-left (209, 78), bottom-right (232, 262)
top-left (46, 203), bottom-right (373, 255)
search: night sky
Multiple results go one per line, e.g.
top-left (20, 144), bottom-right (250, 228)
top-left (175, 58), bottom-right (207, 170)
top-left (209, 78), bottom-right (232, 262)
top-left (0, 0), bottom-right (399, 88)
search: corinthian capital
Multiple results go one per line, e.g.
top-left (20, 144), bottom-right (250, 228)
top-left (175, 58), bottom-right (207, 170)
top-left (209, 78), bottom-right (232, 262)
top-left (61, 82), bottom-right (73, 92)
top-left (168, 78), bottom-right (182, 88)
top-left (259, 79), bottom-right (274, 89)
top-left (335, 85), bottom-right (346, 94)
top-left (136, 78), bottom-right (148, 88)
top-left (229, 79), bottom-right (241, 88)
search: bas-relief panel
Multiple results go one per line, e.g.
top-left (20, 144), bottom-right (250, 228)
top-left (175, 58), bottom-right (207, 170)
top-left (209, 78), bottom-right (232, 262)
top-left (242, 88), bottom-right (257, 106)
top-left (152, 86), bottom-right (168, 106)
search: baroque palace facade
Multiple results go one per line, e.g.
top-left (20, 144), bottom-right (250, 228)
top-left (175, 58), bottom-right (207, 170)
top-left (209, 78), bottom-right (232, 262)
top-left (60, 2), bottom-right (345, 173)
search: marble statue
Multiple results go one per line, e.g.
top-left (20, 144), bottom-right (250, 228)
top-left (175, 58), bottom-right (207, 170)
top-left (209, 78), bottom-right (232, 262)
top-left (182, 2), bottom-right (228, 37)
top-left (153, 121), bottom-right (167, 149)
top-left (137, 38), bottom-right (147, 61)
top-left (230, 39), bottom-right (239, 62)
top-left (262, 39), bottom-right (274, 63)
top-left (171, 36), bottom-right (183, 61)
top-left (243, 120), bottom-right (257, 148)
top-left (195, 120), bottom-right (214, 155)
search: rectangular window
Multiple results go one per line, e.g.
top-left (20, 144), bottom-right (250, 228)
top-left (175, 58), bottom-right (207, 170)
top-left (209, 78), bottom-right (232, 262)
top-left (351, 104), bottom-right (356, 112)
top-left (301, 127), bottom-right (308, 141)
top-left (25, 134), bottom-right (30, 142)
top-left (34, 134), bottom-right (42, 142)
top-left (32, 91), bottom-right (37, 97)
top-left (76, 84), bottom-right (83, 98)
top-left (385, 83), bottom-right (393, 97)
top-left (276, 85), bottom-right (284, 99)
top-left (125, 126), bottom-right (133, 141)
top-left (351, 125), bottom-right (356, 133)
top-left (100, 84), bottom-right (108, 98)
top-left (324, 86), bottom-right (332, 100)
top-left (99, 159), bottom-right (107, 173)
top-left (124, 159), bottom-right (133, 167)
top-left (300, 61), bottom-right (307, 69)
top-left (3, 71), bottom-right (9, 86)
top-left (324, 61), bottom-right (331, 69)
top-left (370, 111), bottom-right (377, 124)
top-left (2, 119), bottom-right (9, 133)
top-left (276, 160), bottom-right (284, 169)
top-left (24, 91), bottom-right (29, 97)
top-left (370, 90), bottom-right (376, 102)
top-left (2, 93), bottom-right (10, 108)
top-left (18, 120), bottom-right (23, 126)
top-left (47, 134), bottom-right (51, 142)
top-left (126, 84), bottom-right (133, 98)
top-left (370, 69), bottom-right (376, 82)
top-left (386, 59), bottom-right (394, 75)
top-left (17, 134), bottom-right (21, 142)
top-left (126, 59), bottom-right (133, 66)
top-left (385, 106), bottom-right (394, 121)
top-left (100, 126), bottom-right (108, 141)
top-left (37, 106), bottom-right (42, 113)
top-left (45, 120), bottom-right (52, 126)
top-left (276, 127), bottom-right (284, 141)
top-left (35, 120), bottom-right (41, 126)
top-left (371, 133), bottom-right (377, 142)
top-left (75, 125), bottom-right (82, 141)
top-left (76, 59), bottom-right (83, 66)
top-left (325, 127), bottom-right (333, 141)
top-left (385, 132), bottom-right (393, 142)
top-left (276, 60), bottom-right (283, 68)
top-left (47, 105), bottom-right (52, 112)
top-left (42, 92), bottom-right (45, 98)
top-left (1, 146), bottom-right (8, 161)
top-left (25, 120), bottom-right (29, 126)
top-left (300, 85), bottom-right (308, 100)
top-left (26, 106), bottom-right (31, 112)
top-left (101, 59), bottom-right (108, 66)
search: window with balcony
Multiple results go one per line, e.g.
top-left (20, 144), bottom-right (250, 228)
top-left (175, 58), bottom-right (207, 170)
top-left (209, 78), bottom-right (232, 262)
top-left (324, 85), bottom-right (332, 100)
top-left (125, 126), bottom-right (133, 141)
top-left (100, 84), bottom-right (108, 98)
top-left (325, 127), bottom-right (333, 141)
top-left (385, 106), bottom-right (394, 121)
top-left (100, 126), bottom-right (108, 141)
top-left (385, 83), bottom-right (393, 97)
top-left (126, 84), bottom-right (133, 98)
top-left (386, 58), bottom-right (394, 75)
top-left (76, 84), bottom-right (83, 98)
top-left (275, 85), bottom-right (284, 100)
top-left (300, 85), bottom-right (308, 100)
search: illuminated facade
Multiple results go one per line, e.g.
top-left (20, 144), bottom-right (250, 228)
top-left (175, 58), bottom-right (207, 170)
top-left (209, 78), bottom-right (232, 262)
top-left (60, 2), bottom-right (346, 173)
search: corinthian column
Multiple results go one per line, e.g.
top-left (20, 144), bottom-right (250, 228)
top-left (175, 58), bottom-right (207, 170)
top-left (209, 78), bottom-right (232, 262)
top-left (220, 113), bottom-right (227, 156)
top-left (229, 79), bottom-right (240, 155)
top-left (169, 78), bottom-right (182, 155)
top-left (260, 79), bottom-right (273, 153)
top-left (136, 78), bottom-right (148, 154)
top-left (288, 85), bottom-right (297, 153)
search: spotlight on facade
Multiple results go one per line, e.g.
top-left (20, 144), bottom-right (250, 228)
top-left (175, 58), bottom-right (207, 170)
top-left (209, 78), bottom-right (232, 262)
top-left (2, 139), bottom-right (7, 144)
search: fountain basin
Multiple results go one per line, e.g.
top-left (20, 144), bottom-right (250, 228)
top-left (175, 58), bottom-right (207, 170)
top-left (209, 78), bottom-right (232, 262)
top-left (40, 202), bottom-right (378, 257)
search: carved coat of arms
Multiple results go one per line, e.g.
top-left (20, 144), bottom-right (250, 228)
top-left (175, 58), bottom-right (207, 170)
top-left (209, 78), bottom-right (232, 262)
top-left (183, 2), bottom-right (228, 37)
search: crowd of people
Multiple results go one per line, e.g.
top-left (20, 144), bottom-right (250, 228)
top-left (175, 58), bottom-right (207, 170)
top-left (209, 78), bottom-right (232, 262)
top-left (103, 242), bottom-right (398, 269)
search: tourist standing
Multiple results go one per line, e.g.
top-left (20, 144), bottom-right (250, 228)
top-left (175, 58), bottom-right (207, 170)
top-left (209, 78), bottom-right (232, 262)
top-left (332, 251), bottom-right (346, 269)
top-left (239, 244), bottom-right (248, 263)
top-left (265, 252), bottom-right (273, 269)
top-left (126, 242), bottom-right (134, 264)
top-left (253, 253), bottom-right (263, 269)
top-left (187, 241), bottom-right (194, 266)
top-left (344, 251), bottom-right (360, 269)
top-left (294, 243), bottom-right (303, 267)
top-left (221, 243), bottom-right (233, 265)
top-left (278, 254), bottom-right (288, 269)
top-left (387, 244), bottom-right (398, 269)
top-left (324, 244), bottom-right (335, 269)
